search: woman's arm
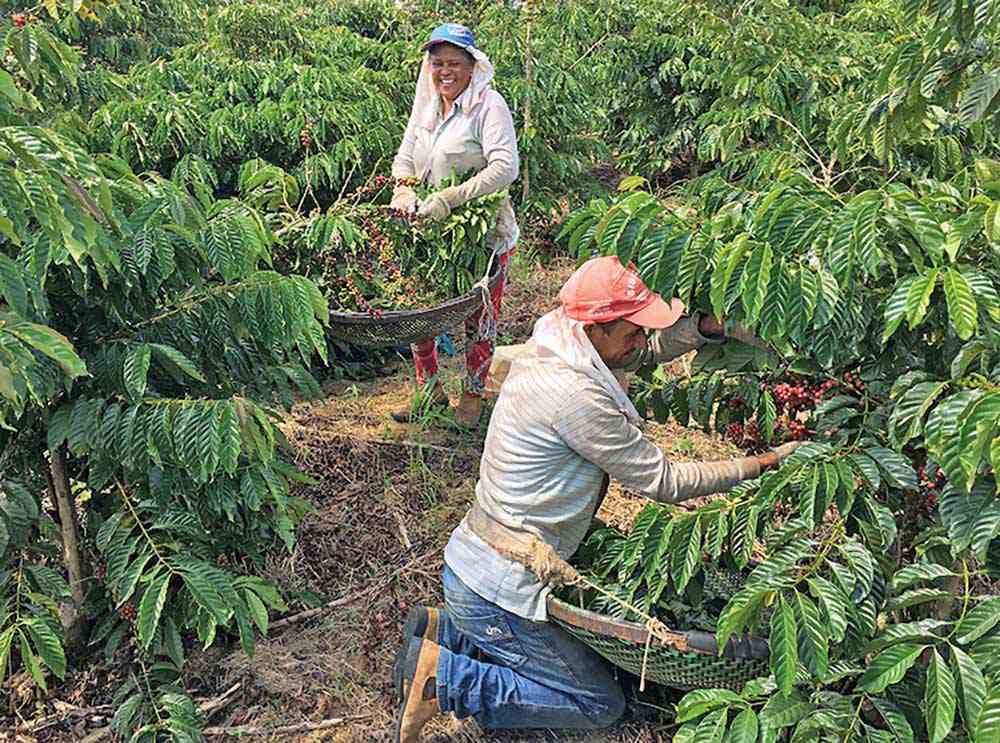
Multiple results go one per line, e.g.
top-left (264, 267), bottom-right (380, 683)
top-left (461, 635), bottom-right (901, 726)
top-left (390, 115), bottom-right (421, 212)
top-left (418, 96), bottom-right (519, 219)
top-left (391, 114), bottom-right (420, 180)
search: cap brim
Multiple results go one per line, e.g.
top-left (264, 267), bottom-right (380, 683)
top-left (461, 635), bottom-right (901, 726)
top-left (625, 296), bottom-right (686, 330)
top-left (422, 39), bottom-right (472, 51)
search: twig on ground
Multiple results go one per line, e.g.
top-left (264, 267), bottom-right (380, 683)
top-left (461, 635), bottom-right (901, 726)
top-left (27, 703), bottom-right (114, 732)
top-left (203, 713), bottom-right (373, 737)
top-left (269, 550), bottom-right (435, 631)
top-left (200, 682), bottom-right (243, 719)
top-left (390, 500), bottom-right (414, 551)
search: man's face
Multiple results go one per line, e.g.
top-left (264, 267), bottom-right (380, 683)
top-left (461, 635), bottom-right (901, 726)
top-left (586, 319), bottom-right (647, 369)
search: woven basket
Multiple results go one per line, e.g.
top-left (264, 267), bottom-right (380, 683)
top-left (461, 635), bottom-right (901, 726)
top-left (547, 595), bottom-right (769, 691)
top-left (327, 262), bottom-right (503, 349)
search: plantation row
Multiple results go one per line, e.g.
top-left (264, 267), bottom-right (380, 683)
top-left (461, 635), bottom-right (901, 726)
top-left (0, 0), bottom-right (999, 741)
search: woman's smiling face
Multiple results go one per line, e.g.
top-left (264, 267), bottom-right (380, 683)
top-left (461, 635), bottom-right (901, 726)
top-left (429, 43), bottom-right (475, 103)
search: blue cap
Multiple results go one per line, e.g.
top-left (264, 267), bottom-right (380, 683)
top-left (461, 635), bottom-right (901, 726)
top-left (422, 23), bottom-right (476, 52)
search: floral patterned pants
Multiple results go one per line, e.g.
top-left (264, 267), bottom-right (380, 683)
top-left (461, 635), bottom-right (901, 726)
top-left (411, 250), bottom-right (511, 396)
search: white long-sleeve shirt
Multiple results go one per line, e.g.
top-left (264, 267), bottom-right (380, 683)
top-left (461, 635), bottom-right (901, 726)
top-left (445, 324), bottom-right (758, 621)
top-left (391, 87), bottom-right (519, 254)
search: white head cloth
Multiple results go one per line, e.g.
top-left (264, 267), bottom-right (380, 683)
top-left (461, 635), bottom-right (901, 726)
top-left (530, 308), bottom-right (641, 424)
top-left (410, 45), bottom-right (496, 131)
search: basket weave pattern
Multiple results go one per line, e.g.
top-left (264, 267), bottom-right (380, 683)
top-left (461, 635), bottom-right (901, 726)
top-left (327, 263), bottom-right (503, 348)
top-left (547, 567), bottom-right (768, 691)
top-left (548, 597), bottom-right (769, 691)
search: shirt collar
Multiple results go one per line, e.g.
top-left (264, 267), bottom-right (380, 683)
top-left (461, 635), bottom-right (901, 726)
top-left (437, 97), bottom-right (463, 123)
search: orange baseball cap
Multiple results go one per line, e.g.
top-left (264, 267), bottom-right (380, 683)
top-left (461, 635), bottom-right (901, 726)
top-left (559, 256), bottom-right (685, 329)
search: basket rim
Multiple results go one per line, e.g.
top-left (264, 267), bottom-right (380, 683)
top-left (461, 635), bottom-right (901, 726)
top-left (329, 259), bottom-right (503, 324)
top-left (546, 594), bottom-right (769, 661)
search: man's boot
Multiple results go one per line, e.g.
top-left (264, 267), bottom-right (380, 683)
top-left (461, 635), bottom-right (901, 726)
top-left (453, 392), bottom-right (483, 428)
top-left (393, 606), bottom-right (440, 701)
top-left (394, 636), bottom-right (442, 743)
top-left (390, 382), bottom-right (449, 423)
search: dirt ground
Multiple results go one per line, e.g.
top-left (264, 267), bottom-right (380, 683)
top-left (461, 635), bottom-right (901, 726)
top-left (11, 256), bottom-right (737, 743)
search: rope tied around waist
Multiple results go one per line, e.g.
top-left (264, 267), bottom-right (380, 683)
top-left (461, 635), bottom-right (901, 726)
top-left (464, 501), bottom-right (688, 688)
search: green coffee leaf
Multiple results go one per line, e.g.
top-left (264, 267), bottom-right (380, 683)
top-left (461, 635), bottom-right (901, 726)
top-left (769, 595), bottom-right (799, 696)
top-left (957, 597), bottom-right (1000, 645)
top-left (137, 572), bottom-right (171, 650)
top-left (943, 269), bottom-right (978, 340)
top-left (951, 645), bottom-right (986, 734)
top-left (728, 708), bottom-right (759, 743)
top-left (892, 563), bottom-right (956, 592)
top-left (858, 643), bottom-right (925, 693)
top-left (925, 648), bottom-right (956, 743)
top-left (123, 343), bottom-right (152, 400)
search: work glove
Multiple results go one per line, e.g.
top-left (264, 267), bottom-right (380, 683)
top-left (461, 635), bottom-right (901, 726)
top-left (725, 322), bottom-right (773, 353)
top-left (389, 184), bottom-right (418, 215)
top-left (416, 186), bottom-right (462, 222)
top-left (774, 440), bottom-right (808, 462)
top-left (757, 441), bottom-right (809, 472)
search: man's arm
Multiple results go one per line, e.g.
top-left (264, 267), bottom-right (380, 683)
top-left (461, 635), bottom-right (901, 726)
top-left (554, 388), bottom-right (796, 503)
top-left (627, 313), bottom-right (723, 369)
top-left (628, 314), bottom-right (773, 370)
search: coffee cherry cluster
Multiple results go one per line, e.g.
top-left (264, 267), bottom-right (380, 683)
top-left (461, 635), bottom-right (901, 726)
top-left (772, 381), bottom-right (820, 411)
top-left (119, 604), bottom-right (137, 623)
top-left (328, 206), bottom-right (427, 317)
top-left (842, 370), bottom-right (864, 393)
top-left (917, 466), bottom-right (945, 492)
top-left (771, 376), bottom-right (842, 413)
top-left (94, 564), bottom-right (107, 581)
top-left (915, 466), bottom-right (945, 515)
top-left (352, 174), bottom-right (391, 198)
top-left (299, 126), bottom-right (312, 150)
top-left (785, 418), bottom-right (809, 440)
top-left (726, 421), bottom-right (762, 449)
top-left (12, 13), bottom-right (26, 27)
top-left (726, 416), bottom-right (809, 451)
top-left (338, 273), bottom-right (378, 317)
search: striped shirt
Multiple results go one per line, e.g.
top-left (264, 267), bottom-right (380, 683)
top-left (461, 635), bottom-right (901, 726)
top-left (444, 319), bottom-right (750, 621)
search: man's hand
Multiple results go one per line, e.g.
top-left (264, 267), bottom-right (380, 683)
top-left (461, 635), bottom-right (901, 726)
top-left (701, 314), bottom-right (773, 353)
top-left (697, 314), bottom-right (725, 339)
top-left (758, 441), bottom-right (808, 472)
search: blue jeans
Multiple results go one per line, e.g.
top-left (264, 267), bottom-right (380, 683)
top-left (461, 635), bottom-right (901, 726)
top-left (434, 564), bottom-right (626, 729)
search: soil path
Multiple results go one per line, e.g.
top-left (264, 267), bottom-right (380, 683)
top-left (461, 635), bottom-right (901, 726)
top-left (178, 257), bottom-right (734, 742)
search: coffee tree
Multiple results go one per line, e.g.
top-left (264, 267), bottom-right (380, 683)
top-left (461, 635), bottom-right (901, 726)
top-left (0, 4), bottom-right (328, 737)
top-left (557, 1), bottom-right (1000, 740)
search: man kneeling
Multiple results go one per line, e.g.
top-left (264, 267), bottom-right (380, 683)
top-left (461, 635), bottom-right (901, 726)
top-left (393, 257), bottom-right (800, 741)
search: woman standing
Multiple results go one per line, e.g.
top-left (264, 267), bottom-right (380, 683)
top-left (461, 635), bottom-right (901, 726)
top-left (389, 23), bottom-right (520, 428)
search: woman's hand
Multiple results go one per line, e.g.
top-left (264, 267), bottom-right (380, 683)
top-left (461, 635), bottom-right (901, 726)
top-left (417, 190), bottom-right (456, 222)
top-left (390, 184), bottom-right (418, 215)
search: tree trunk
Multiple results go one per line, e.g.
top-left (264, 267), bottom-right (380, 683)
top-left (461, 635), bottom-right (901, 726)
top-left (49, 445), bottom-right (88, 650)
